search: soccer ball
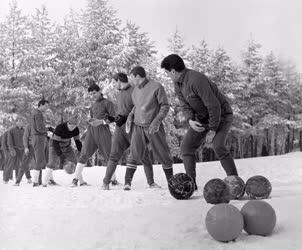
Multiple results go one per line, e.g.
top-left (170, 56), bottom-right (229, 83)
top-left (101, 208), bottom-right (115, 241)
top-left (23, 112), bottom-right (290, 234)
top-left (168, 173), bottom-right (195, 200)
top-left (64, 161), bottom-right (76, 175)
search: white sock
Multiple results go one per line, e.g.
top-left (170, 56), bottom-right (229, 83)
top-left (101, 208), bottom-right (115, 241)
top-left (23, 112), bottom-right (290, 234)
top-left (32, 170), bottom-right (40, 183)
top-left (49, 170), bottom-right (54, 181)
top-left (74, 163), bottom-right (85, 181)
top-left (43, 168), bottom-right (53, 186)
top-left (111, 172), bottom-right (117, 181)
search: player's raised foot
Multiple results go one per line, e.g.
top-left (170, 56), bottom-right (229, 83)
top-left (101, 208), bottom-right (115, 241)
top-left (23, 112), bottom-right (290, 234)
top-left (149, 182), bottom-right (161, 189)
top-left (111, 179), bottom-right (121, 186)
top-left (79, 181), bottom-right (89, 186)
top-left (48, 179), bottom-right (58, 186)
top-left (27, 178), bottom-right (32, 184)
top-left (70, 178), bottom-right (78, 187)
top-left (101, 183), bottom-right (110, 190)
top-left (14, 182), bottom-right (20, 186)
top-left (123, 184), bottom-right (131, 191)
top-left (33, 182), bottom-right (40, 187)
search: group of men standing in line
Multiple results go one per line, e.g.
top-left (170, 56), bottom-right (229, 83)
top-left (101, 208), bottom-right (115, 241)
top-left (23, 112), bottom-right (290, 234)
top-left (0, 54), bottom-right (239, 191)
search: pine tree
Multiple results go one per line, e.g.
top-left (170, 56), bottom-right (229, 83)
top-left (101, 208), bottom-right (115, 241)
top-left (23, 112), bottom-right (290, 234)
top-left (187, 40), bottom-right (211, 75)
top-left (80, 0), bottom-right (122, 82)
top-left (167, 29), bottom-right (188, 60)
top-left (0, 0), bottom-right (30, 83)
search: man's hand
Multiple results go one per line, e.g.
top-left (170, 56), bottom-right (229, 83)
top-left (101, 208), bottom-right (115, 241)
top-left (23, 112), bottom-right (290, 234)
top-left (149, 121), bottom-right (160, 134)
top-left (10, 149), bottom-right (16, 157)
top-left (24, 148), bottom-right (29, 155)
top-left (189, 120), bottom-right (206, 133)
top-left (206, 130), bottom-right (216, 144)
top-left (104, 114), bottom-right (115, 124)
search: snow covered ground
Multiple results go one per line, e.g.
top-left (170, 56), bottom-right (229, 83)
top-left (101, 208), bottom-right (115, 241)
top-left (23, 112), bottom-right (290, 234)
top-left (1, 152), bottom-right (302, 250)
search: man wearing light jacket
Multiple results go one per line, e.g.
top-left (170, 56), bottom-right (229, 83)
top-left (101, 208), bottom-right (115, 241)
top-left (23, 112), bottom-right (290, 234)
top-left (102, 72), bottom-right (159, 190)
top-left (161, 54), bottom-right (238, 190)
top-left (123, 66), bottom-right (173, 191)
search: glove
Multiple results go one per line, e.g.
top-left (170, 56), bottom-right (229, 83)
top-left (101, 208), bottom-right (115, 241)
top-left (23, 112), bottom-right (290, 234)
top-left (24, 148), bottom-right (29, 155)
top-left (47, 126), bottom-right (55, 132)
top-left (115, 115), bottom-right (127, 127)
top-left (104, 114), bottom-right (115, 123)
top-left (148, 120), bottom-right (161, 134)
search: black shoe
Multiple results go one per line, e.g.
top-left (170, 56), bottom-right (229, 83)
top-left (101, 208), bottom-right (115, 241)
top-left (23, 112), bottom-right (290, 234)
top-left (48, 179), bottom-right (58, 186)
top-left (33, 182), bottom-right (40, 187)
top-left (123, 183), bottom-right (131, 191)
top-left (79, 181), bottom-right (89, 186)
top-left (70, 178), bottom-right (78, 187)
top-left (111, 179), bottom-right (120, 186)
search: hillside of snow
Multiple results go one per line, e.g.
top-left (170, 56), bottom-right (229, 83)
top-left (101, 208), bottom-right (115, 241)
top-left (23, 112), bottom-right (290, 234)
top-left (1, 152), bottom-right (302, 250)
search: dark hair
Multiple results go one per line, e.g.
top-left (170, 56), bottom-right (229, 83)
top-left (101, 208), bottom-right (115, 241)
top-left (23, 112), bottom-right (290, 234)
top-left (113, 73), bottom-right (128, 83)
top-left (161, 54), bottom-right (186, 72)
top-left (38, 99), bottom-right (49, 107)
top-left (130, 66), bottom-right (146, 78)
top-left (88, 83), bottom-right (100, 92)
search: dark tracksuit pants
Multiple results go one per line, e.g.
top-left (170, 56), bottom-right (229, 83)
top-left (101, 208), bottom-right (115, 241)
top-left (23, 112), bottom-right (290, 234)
top-left (79, 124), bottom-right (112, 164)
top-left (103, 125), bottom-right (154, 185)
top-left (47, 145), bottom-right (77, 170)
top-left (32, 135), bottom-right (48, 170)
top-left (3, 148), bottom-right (24, 182)
top-left (0, 150), bottom-right (5, 171)
top-left (16, 146), bottom-right (34, 184)
top-left (181, 114), bottom-right (238, 184)
top-left (125, 123), bottom-right (173, 185)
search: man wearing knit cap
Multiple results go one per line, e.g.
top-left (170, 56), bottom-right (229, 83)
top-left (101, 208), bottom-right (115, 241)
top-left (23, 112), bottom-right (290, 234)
top-left (102, 72), bottom-right (160, 190)
top-left (123, 66), bottom-right (174, 191)
top-left (71, 82), bottom-right (117, 187)
top-left (161, 54), bottom-right (238, 190)
top-left (42, 113), bottom-right (82, 187)
top-left (3, 116), bottom-right (25, 183)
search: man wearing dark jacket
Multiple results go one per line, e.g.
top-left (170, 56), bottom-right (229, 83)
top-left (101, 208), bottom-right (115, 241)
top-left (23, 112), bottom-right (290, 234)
top-left (14, 124), bottom-right (33, 185)
top-left (71, 83), bottom-right (117, 187)
top-left (30, 99), bottom-right (50, 187)
top-left (102, 73), bottom-right (159, 190)
top-left (123, 66), bottom-right (174, 191)
top-left (3, 117), bottom-right (25, 183)
top-left (42, 114), bottom-right (82, 187)
top-left (161, 54), bottom-right (238, 189)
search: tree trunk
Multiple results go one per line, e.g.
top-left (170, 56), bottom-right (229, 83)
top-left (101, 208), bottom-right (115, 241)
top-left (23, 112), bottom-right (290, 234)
top-left (270, 127), bottom-right (275, 155)
top-left (299, 131), bottom-right (302, 151)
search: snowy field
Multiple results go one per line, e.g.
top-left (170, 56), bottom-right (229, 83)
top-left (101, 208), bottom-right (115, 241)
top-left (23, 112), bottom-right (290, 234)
top-left (1, 152), bottom-right (302, 250)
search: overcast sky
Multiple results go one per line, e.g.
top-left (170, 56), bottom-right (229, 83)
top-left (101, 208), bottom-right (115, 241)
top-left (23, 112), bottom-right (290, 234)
top-left (1, 0), bottom-right (302, 71)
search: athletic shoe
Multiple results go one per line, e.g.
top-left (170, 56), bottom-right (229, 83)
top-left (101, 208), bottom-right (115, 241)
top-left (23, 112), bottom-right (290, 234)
top-left (42, 184), bottom-right (47, 187)
top-left (27, 179), bottom-right (32, 184)
top-left (111, 179), bottom-right (120, 186)
top-left (33, 182), bottom-right (40, 187)
top-left (79, 181), bottom-right (89, 186)
top-left (101, 183), bottom-right (110, 190)
top-left (123, 184), bottom-right (131, 191)
top-left (70, 178), bottom-right (78, 187)
top-left (14, 183), bottom-right (20, 186)
top-left (48, 179), bottom-right (58, 186)
top-left (149, 182), bottom-right (161, 189)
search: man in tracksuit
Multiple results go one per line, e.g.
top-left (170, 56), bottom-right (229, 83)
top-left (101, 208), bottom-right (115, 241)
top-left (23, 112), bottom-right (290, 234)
top-left (14, 124), bottom-right (34, 186)
top-left (71, 83), bottom-right (117, 187)
top-left (3, 117), bottom-right (25, 183)
top-left (43, 114), bottom-right (82, 187)
top-left (161, 54), bottom-right (238, 189)
top-left (31, 99), bottom-right (50, 187)
top-left (102, 73), bottom-right (160, 190)
top-left (0, 134), bottom-right (5, 171)
top-left (123, 66), bottom-right (174, 191)
top-left (1, 131), bottom-right (11, 181)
